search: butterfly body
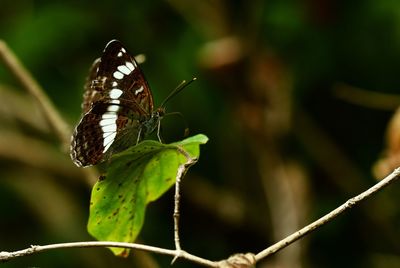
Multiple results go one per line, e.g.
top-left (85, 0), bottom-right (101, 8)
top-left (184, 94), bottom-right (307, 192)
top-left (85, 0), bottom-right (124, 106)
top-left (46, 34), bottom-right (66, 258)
top-left (70, 40), bottom-right (160, 167)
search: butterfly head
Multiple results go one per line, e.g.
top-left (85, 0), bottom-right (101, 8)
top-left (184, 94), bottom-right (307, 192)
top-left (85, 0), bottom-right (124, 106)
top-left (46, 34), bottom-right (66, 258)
top-left (155, 106), bottom-right (166, 118)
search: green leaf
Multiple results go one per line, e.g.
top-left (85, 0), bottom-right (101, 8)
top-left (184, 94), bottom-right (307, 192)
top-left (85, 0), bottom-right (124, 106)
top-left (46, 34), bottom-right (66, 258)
top-left (87, 134), bottom-right (208, 256)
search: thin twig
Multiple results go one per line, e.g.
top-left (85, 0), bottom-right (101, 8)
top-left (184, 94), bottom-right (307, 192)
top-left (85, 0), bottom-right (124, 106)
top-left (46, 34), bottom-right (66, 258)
top-left (171, 146), bottom-right (198, 263)
top-left (255, 167), bottom-right (400, 261)
top-left (0, 40), bottom-right (70, 148)
top-left (0, 241), bottom-right (218, 267)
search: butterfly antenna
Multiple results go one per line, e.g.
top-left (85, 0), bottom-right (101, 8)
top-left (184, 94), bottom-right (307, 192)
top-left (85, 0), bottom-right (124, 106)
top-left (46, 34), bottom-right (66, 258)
top-left (160, 77), bottom-right (197, 108)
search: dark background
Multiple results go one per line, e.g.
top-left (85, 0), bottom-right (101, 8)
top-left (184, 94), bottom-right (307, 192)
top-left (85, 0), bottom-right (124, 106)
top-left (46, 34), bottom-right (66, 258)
top-left (0, 1), bottom-right (399, 267)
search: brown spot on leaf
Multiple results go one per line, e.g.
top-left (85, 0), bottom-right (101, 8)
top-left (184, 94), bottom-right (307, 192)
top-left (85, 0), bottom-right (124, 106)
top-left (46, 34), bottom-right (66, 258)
top-left (113, 208), bottom-right (120, 216)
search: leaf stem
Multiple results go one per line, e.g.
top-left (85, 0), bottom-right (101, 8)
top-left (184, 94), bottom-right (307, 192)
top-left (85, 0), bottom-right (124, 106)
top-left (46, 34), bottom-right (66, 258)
top-left (171, 146), bottom-right (198, 263)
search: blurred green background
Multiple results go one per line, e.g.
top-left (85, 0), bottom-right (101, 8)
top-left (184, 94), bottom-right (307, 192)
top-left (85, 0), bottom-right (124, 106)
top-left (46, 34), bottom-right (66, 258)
top-left (1, 0), bottom-right (400, 267)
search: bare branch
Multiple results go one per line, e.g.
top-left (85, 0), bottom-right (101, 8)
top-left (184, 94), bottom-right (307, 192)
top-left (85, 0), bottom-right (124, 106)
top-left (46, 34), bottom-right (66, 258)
top-left (255, 167), bottom-right (400, 261)
top-left (0, 241), bottom-right (218, 267)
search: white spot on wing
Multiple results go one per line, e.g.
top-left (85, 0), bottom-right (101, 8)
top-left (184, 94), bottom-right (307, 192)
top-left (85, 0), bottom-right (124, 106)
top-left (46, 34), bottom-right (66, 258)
top-left (103, 132), bottom-right (116, 152)
top-left (113, 71), bottom-right (124, 79)
top-left (126, 61), bottom-right (135, 71)
top-left (117, 51), bottom-right (123, 57)
top-left (107, 105), bottom-right (119, 112)
top-left (110, 99), bottom-right (120, 105)
top-left (102, 113), bottom-right (118, 119)
top-left (100, 110), bottom-right (118, 153)
top-left (100, 119), bottom-right (116, 126)
top-left (103, 135), bottom-right (114, 147)
top-left (121, 48), bottom-right (126, 53)
top-left (112, 81), bottom-right (118, 87)
top-left (101, 123), bottom-right (117, 133)
top-left (100, 107), bottom-right (117, 153)
top-left (135, 86), bottom-right (144, 95)
top-left (109, 88), bottom-right (123, 99)
top-left (117, 65), bottom-right (132, 75)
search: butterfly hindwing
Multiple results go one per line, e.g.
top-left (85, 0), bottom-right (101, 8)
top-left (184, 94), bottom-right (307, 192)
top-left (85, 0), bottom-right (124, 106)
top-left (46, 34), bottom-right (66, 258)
top-left (71, 102), bottom-right (142, 167)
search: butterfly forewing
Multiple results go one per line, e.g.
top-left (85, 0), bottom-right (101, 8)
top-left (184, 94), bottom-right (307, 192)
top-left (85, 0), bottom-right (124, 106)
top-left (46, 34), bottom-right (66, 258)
top-left (71, 40), bottom-right (155, 167)
top-left (97, 40), bottom-right (154, 114)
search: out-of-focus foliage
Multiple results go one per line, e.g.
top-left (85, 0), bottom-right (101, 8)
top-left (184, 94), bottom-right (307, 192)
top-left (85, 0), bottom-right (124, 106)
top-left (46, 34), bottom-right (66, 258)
top-left (0, 1), bottom-right (400, 268)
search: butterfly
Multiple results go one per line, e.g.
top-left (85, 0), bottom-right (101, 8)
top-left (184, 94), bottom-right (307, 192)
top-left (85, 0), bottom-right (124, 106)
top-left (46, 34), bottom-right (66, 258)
top-left (70, 40), bottom-right (192, 167)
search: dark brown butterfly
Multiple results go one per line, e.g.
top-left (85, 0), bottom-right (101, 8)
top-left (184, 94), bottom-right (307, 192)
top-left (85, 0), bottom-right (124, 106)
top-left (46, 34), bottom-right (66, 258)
top-left (70, 40), bottom-right (191, 167)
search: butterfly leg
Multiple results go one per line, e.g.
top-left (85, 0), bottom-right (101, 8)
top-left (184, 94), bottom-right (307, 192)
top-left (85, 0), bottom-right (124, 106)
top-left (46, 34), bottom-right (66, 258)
top-left (136, 127), bottom-right (142, 145)
top-left (156, 120), bottom-right (164, 143)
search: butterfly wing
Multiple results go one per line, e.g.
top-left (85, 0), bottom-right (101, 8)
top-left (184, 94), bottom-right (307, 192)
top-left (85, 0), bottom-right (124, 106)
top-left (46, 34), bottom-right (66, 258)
top-left (70, 40), bottom-right (154, 167)
top-left (81, 58), bottom-right (101, 114)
